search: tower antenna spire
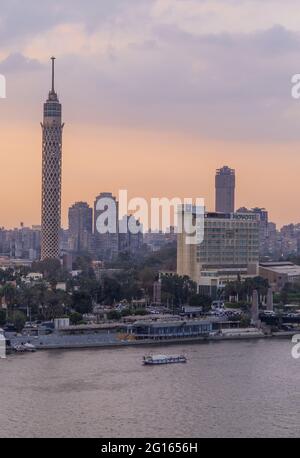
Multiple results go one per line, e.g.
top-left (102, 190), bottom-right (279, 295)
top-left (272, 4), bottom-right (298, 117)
top-left (51, 56), bottom-right (56, 93)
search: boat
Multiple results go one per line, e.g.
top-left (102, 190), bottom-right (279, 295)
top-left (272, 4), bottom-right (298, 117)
top-left (23, 343), bottom-right (37, 352)
top-left (143, 354), bottom-right (187, 365)
top-left (13, 343), bottom-right (37, 353)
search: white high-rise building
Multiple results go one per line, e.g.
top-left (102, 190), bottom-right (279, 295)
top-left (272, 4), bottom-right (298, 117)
top-left (177, 210), bottom-right (260, 296)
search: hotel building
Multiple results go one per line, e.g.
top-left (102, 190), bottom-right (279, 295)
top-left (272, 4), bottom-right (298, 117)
top-left (177, 209), bottom-right (260, 297)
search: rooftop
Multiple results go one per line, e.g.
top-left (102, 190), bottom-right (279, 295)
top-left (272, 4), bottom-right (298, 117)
top-left (260, 263), bottom-right (300, 276)
top-left (132, 319), bottom-right (212, 328)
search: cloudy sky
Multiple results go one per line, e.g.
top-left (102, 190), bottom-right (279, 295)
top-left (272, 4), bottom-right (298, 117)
top-left (0, 0), bottom-right (300, 228)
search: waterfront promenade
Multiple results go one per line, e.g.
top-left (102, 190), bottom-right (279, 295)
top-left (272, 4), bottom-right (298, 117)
top-left (6, 328), bottom-right (296, 351)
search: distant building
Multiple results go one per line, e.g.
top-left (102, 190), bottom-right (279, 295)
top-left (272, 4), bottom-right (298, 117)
top-left (68, 202), bottom-right (93, 253)
top-left (259, 223), bottom-right (300, 259)
top-left (215, 166), bottom-right (235, 213)
top-left (56, 282), bottom-right (67, 292)
top-left (62, 253), bottom-right (73, 271)
top-left (60, 228), bottom-right (70, 254)
top-left (280, 224), bottom-right (300, 257)
top-left (119, 215), bottom-right (143, 255)
top-left (144, 227), bottom-right (176, 252)
top-left (259, 262), bottom-right (300, 292)
top-left (0, 257), bottom-right (32, 268)
top-left (182, 306), bottom-right (203, 318)
top-left (94, 193), bottom-right (119, 260)
top-left (0, 225), bottom-right (41, 260)
top-left (132, 320), bottom-right (212, 339)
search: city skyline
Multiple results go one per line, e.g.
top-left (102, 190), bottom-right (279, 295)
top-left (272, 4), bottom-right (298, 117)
top-left (1, 1), bottom-right (300, 443)
top-left (1, 1), bottom-right (300, 229)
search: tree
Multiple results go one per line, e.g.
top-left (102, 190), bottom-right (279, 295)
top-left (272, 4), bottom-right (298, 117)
top-left (0, 309), bottom-right (6, 326)
top-left (161, 274), bottom-right (197, 307)
top-left (107, 310), bottom-right (122, 321)
top-left (19, 286), bottom-right (40, 319)
top-left (240, 316), bottom-right (251, 328)
top-left (139, 244), bottom-right (177, 271)
top-left (101, 277), bottom-right (122, 304)
top-left (115, 270), bottom-right (143, 301)
top-left (77, 276), bottom-right (100, 302)
top-left (1, 284), bottom-right (17, 306)
top-left (138, 267), bottom-right (156, 297)
top-left (42, 290), bottom-right (66, 320)
top-left (0, 268), bottom-right (15, 284)
top-left (73, 254), bottom-right (93, 273)
top-left (71, 291), bottom-right (93, 314)
top-left (189, 294), bottom-right (211, 309)
top-left (134, 308), bottom-right (147, 316)
top-left (13, 311), bottom-right (26, 332)
top-left (70, 312), bottom-right (83, 325)
top-left (224, 276), bottom-right (269, 303)
top-left (31, 259), bottom-right (62, 283)
top-left (30, 283), bottom-right (48, 319)
top-left (121, 308), bottom-right (133, 317)
top-left (1, 284), bottom-right (18, 320)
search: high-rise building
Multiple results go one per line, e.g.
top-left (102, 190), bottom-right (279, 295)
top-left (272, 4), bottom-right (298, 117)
top-left (0, 225), bottom-right (41, 260)
top-left (266, 222), bottom-right (278, 256)
top-left (68, 202), bottom-right (93, 253)
top-left (144, 228), bottom-right (176, 252)
top-left (119, 215), bottom-right (143, 255)
top-left (177, 209), bottom-right (259, 297)
top-left (94, 192), bottom-right (119, 260)
top-left (41, 57), bottom-right (64, 261)
top-left (215, 166), bottom-right (235, 213)
top-left (252, 208), bottom-right (268, 256)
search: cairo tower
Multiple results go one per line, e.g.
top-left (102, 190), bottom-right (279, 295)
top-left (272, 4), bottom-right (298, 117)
top-left (41, 57), bottom-right (64, 260)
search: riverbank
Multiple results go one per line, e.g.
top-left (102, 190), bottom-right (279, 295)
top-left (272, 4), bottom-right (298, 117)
top-left (6, 329), bottom-right (296, 352)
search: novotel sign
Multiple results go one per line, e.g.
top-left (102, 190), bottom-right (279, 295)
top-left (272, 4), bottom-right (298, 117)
top-left (206, 212), bottom-right (258, 221)
top-left (232, 213), bottom-right (258, 221)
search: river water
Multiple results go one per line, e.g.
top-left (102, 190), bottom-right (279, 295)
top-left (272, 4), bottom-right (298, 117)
top-left (0, 339), bottom-right (299, 438)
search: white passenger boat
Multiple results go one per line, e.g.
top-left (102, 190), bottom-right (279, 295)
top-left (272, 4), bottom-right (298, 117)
top-left (143, 354), bottom-right (187, 365)
top-left (13, 343), bottom-right (37, 353)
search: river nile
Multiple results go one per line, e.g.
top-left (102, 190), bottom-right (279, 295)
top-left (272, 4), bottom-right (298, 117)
top-left (0, 339), bottom-right (299, 438)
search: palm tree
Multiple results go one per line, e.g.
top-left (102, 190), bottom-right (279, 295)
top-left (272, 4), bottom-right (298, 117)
top-left (1, 284), bottom-right (17, 320)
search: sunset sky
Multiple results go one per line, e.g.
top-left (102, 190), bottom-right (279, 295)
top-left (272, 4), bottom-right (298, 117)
top-left (1, 0), bottom-right (300, 229)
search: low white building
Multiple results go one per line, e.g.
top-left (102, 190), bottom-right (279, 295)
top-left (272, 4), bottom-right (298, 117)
top-left (56, 282), bottom-right (67, 292)
top-left (54, 318), bottom-right (70, 330)
top-left (22, 272), bottom-right (43, 284)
